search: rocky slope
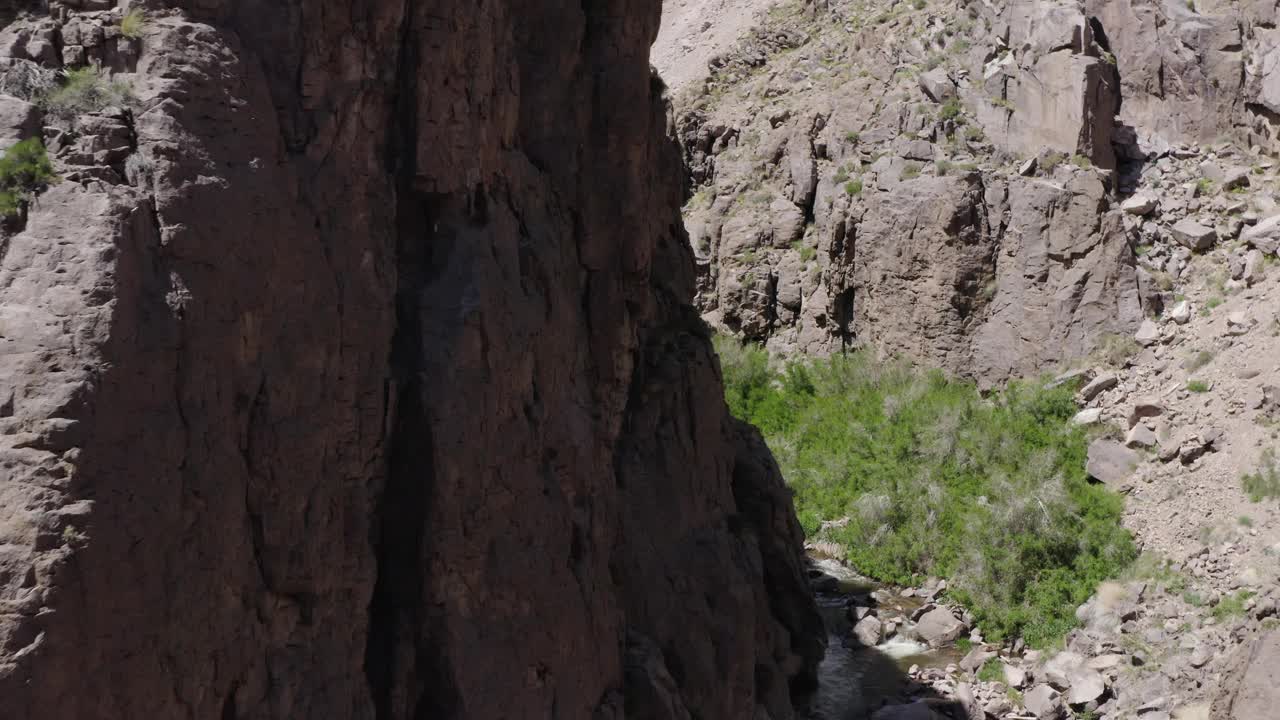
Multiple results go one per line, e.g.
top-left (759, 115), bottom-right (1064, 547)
top-left (655, 0), bottom-right (1280, 717)
top-left (659, 0), bottom-right (1280, 384)
top-left (0, 1), bottom-right (823, 718)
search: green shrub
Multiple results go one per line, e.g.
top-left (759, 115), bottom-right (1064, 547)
top-left (120, 8), bottom-right (146, 39)
top-left (977, 658), bottom-right (1003, 682)
top-left (912, 0), bottom-right (927, 8)
top-left (715, 339), bottom-right (1135, 647)
top-left (845, 131), bottom-right (860, 143)
top-left (936, 159), bottom-right (953, 176)
top-left (939, 98), bottom-right (963, 122)
top-left (1243, 449), bottom-right (1280, 502)
top-left (1186, 380), bottom-right (1209, 393)
top-left (1042, 152), bottom-right (1066, 171)
top-left (834, 166), bottom-right (850, 183)
top-left (845, 178), bottom-right (863, 195)
top-left (1212, 591), bottom-right (1256, 620)
top-left (964, 125), bottom-right (985, 142)
top-left (1195, 177), bottom-right (1215, 196)
top-left (40, 67), bottom-right (133, 125)
top-left (901, 162), bottom-right (921, 180)
top-left (0, 138), bottom-right (56, 217)
top-left (1070, 154), bottom-right (1093, 168)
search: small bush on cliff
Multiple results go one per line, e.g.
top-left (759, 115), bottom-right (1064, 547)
top-left (120, 8), bottom-right (146, 39)
top-left (716, 338), bottom-right (1135, 648)
top-left (40, 67), bottom-right (133, 125)
top-left (0, 138), bottom-right (56, 216)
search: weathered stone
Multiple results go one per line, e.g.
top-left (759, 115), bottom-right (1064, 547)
top-left (1125, 424), bottom-right (1158, 449)
top-left (1024, 684), bottom-right (1066, 719)
top-left (1243, 214), bottom-right (1280, 254)
top-left (853, 615), bottom-right (884, 647)
top-left (1170, 219), bottom-right (1217, 250)
top-left (1072, 408), bottom-right (1104, 425)
top-left (1065, 668), bottom-right (1107, 705)
top-left (1168, 300), bottom-right (1192, 324)
top-left (919, 67), bottom-right (955, 103)
top-left (1079, 372), bottom-right (1118, 401)
top-left (1087, 440), bottom-right (1140, 488)
top-left (915, 607), bottom-right (967, 648)
top-left (1121, 194), bottom-right (1157, 215)
top-left (1003, 663), bottom-right (1027, 688)
top-left (1135, 318), bottom-right (1161, 346)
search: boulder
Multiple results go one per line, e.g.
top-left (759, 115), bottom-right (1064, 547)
top-left (1065, 668), bottom-right (1107, 705)
top-left (1121, 194), bottom-right (1157, 215)
top-left (1168, 300), bottom-right (1191, 324)
top-left (918, 67), bottom-right (955, 103)
top-left (1024, 684), bottom-right (1065, 719)
top-left (1072, 408), bottom-right (1103, 425)
top-left (1087, 440), bottom-right (1140, 487)
top-left (959, 646), bottom-right (996, 674)
top-left (1170, 219), bottom-right (1217, 251)
top-left (915, 607), bottom-right (967, 648)
top-left (1043, 651), bottom-right (1088, 690)
top-left (1243, 214), bottom-right (1280, 255)
top-left (1003, 663), bottom-right (1027, 688)
top-left (1243, 249), bottom-right (1265, 286)
top-left (1135, 318), bottom-right (1161, 346)
top-left (1079, 372), bottom-right (1118, 401)
top-left (853, 615), bottom-right (883, 647)
top-left (1125, 424), bottom-right (1158, 449)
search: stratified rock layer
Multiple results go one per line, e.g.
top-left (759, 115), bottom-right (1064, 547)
top-left (0, 2), bottom-right (821, 719)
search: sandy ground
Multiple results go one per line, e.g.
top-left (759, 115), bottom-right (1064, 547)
top-left (652, 0), bottom-right (782, 91)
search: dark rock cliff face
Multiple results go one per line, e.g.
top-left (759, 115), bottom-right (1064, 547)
top-left (0, 1), bottom-right (822, 718)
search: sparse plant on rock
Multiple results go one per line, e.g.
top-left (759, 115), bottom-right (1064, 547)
top-left (40, 67), bottom-right (134, 125)
top-left (844, 178), bottom-right (862, 195)
top-left (1242, 449), bottom-right (1280, 502)
top-left (1186, 379), bottom-right (1209, 393)
top-left (121, 8), bottom-right (146, 39)
top-left (0, 137), bottom-right (56, 218)
top-left (901, 162), bottom-right (921, 179)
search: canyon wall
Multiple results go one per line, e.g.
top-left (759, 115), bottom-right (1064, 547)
top-left (0, 1), bottom-right (821, 718)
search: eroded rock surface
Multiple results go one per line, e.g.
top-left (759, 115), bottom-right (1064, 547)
top-left (0, 2), bottom-right (821, 719)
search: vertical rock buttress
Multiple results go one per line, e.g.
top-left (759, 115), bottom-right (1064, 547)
top-left (0, 1), bottom-right (823, 719)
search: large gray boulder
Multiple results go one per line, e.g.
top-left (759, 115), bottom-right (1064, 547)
top-left (1086, 440), bottom-right (1140, 488)
top-left (1024, 684), bottom-right (1065, 719)
top-left (915, 607), bottom-right (967, 648)
top-left (1170, 219), bottom-right (1217, 250)
top-left (1243, 213), bottom-right (1280, 255)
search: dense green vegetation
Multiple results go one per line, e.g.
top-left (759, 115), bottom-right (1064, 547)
top-left (0, 138), bottom-right (56, 216)
top-left (716, 338), bottom-right (1135, 647)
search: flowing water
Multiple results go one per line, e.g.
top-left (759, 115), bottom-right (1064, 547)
top-left (796, 558), bottom-right (966, 720)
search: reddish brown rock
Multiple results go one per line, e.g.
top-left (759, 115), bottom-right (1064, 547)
top-left (0, 2), bottom-right (821, 719)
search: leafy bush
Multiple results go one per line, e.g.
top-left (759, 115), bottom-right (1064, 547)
top-left (845, 178), bottom-right (863, 195)
top-left (938, 98), bottom-right (963, 121)
top-left (1186, 380), bottom-right (1210, 393)
top-left (716, 339), bottom-right (1135, 647)
top-left (1070, 154), bottom-right (1093, 168)
top-left (40, 67), bottom-right (133, 125)
top-left (1243, 449), bottom-right (1280, 502)
top-left (121, 8), bottom-right (146, 39)
top-left (1212, 591), bottom-right (1256, 620)
top-left (0, 138), bottom-right (56, 216)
